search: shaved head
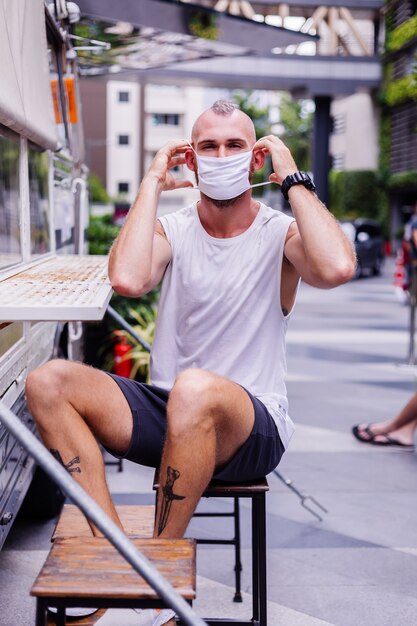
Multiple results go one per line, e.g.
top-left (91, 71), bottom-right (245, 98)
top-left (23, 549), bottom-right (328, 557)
top-left (192, 100), bottom-right (256, 146)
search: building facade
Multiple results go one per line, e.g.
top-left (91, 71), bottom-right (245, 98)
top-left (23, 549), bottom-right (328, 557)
top-left (330, 91), bottom-right (380, 172)
top-left (80, 80), bottom-right (210, 213)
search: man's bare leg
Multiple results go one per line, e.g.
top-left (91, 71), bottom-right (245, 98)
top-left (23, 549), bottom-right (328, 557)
top-left (26, 359), bottom-right (134, 534)
top-left (27, 361), bottom-right (188, 624)
top-left (155, 369), bottom-right (255, 538)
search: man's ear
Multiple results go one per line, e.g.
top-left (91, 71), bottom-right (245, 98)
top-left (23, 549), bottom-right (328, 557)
top-left (184, 149), bottom-right (197, 172)
top-left (252, 149), bottom-right (266, 171)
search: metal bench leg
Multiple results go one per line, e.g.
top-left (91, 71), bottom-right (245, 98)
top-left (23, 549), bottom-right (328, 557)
top-left (57, 607), bottom-right (66, 626)
top-left (252, 492), bottom-right (267, 626)
top-left (35, 599), bottom-right (47, 626)
top-left (251, 497), bottom-right (259, 624)
top-left (233, 496), bottom-right (243, 602)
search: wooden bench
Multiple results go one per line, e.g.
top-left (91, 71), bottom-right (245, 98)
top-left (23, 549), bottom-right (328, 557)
top-left (32, 536), bottom-right (195, 626)
top-left (45, 476), bottom-right (269, 626)
top-left (31, 505), bottom-right (195, 626)
top-left (154, 473), bottom-right (269, 626)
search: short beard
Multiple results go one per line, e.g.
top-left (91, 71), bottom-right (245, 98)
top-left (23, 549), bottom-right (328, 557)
top-left (201, 191), bottom-right (247, 208)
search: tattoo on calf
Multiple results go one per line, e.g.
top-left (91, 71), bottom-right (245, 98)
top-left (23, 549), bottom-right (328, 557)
top-left (157, 465), bottom-right (185, 536)
top-left (50, 449), bottom-right (82, 474)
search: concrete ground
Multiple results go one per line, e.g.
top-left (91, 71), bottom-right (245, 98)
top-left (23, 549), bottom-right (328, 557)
top-left (1, 258), bottom-right (417, 626)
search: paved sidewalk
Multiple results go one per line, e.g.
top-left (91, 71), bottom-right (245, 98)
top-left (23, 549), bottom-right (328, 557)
top-left (1, 262), bottom-right (417, 626)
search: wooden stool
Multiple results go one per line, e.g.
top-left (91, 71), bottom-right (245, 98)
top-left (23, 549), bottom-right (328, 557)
top-left (31, 536), bottom-right (196, 626)
top-left (154, 472), bottom-right (269, 626)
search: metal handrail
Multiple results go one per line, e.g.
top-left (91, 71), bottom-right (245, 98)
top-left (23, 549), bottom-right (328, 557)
top-left (0, 400), bottom-right (206, 626)
top-left (107, 304), bottom-right (152, 352)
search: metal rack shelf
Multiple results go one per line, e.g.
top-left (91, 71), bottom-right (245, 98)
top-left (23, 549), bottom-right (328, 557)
top-left (0, 255), bottom-right (112, 322)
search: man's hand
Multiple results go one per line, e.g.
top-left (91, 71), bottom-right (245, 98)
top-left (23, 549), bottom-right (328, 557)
top-left (147, 140), bottom-right (194, 191)
top-left (253, 135), bottom-right (298, 185)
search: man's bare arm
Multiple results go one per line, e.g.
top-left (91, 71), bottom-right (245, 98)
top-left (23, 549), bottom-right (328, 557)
top-left (108, 140), bottom-right (192, 297)
top-left (253, 135), bottom-right (356, 289)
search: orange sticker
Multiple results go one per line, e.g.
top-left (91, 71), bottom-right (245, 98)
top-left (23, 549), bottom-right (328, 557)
top-left (50, 78), bottom-right (62, 124)
top-left (64, 76), bottom-right (78, 124)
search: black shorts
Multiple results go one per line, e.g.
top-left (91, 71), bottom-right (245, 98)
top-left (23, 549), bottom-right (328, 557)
top-left (105, 374), bottom-right (285, 482)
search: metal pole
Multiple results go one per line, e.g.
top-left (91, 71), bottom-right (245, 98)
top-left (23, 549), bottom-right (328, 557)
top-left (0, 401), bottom-right (206, 626)
top-left (107, 304), bottom-right (152, 352)
top-left (408, 266), bottom-right (417, 365)
top-left (313, 96), bottom-right (331, 206)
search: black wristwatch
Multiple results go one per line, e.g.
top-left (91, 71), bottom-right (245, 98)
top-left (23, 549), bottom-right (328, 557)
top-left (281, 171), bottom-right (316, 201)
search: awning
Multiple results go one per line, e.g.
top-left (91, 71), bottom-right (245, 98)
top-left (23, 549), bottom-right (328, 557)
top-left (74, 0), bottom-right (317, 75)
top-left (0, 0), bottom-right (58, 150)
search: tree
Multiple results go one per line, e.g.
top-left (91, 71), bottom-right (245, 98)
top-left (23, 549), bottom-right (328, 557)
top-left (277, 94), bottom-right (313, 172)
top-left (232, 90), bottom-right (272, 191)
top-left (232, 90), bottom-right (271, 140)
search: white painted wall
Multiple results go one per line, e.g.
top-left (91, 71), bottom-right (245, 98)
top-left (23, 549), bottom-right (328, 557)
top-left (330, 91), bottom-right (379, 171)
top-left (107, 81), bottom-right (140, 202)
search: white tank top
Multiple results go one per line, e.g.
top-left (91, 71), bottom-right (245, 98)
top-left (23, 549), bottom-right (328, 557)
top-left (151, 202), bottom-right (296, 448)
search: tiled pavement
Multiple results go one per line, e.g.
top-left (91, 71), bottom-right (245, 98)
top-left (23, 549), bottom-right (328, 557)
top-left (1, 259), bottom-right (417, 626)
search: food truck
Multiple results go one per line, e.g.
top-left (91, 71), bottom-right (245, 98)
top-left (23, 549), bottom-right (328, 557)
top-left (0, 0), bottom-right (111, 549)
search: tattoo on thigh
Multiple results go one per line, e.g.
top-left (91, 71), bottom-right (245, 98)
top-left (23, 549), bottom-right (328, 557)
top-left (157, 466), bottom-right (185, 536)
top-left (50, 449), bottom-right (82, 474)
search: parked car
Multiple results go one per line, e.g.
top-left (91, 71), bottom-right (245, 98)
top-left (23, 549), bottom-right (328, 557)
top-left (339, 218), bottom-right (385, 278)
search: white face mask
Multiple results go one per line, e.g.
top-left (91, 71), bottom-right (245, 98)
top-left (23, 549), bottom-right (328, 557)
top-left (189, 147), bottom-right (270, 200)
top-left (195, 150), bottom-right (253, 200)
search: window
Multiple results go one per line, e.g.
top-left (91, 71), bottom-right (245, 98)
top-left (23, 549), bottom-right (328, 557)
top-left (332, 113), bottom-right (346, 135)
top-left (118, 182), bottom-right (129, 194)
top-left (332, 154), bottom-right (345, 170)
top-left (118, 91), bottom-right (130, 103)
top-left (152, 114), bottom-right (180, 126)
top-left (118, 135), bottom-right (130, 146)
top-left (0, 131), bottom-right (21, 270)
top-left (29, 148), bottom-right (50, 257)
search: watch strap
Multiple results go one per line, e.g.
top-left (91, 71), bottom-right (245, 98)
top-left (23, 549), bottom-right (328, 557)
top-left (281, 171), bottom-right (316, 201)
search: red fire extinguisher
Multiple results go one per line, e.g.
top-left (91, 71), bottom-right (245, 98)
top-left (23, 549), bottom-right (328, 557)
top-left (113, 332), bottom-right (133, 378)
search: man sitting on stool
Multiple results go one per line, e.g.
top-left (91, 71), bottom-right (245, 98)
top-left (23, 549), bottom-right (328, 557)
top-left (26, 100), bottom-right (355, 626)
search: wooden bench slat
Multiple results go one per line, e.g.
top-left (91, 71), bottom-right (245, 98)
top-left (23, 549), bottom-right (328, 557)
top-left (52, 505), bottom-right (155, 540)
top-left (32, 537), bottom-right (196, 600)
top-left (202, 477), bottom-right (269, 495)
top-left (153, 472), bottom-right (269, 495)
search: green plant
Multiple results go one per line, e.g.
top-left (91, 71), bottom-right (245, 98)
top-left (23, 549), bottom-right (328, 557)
top-left (87, 214), bottom-right (119, 255)
top-left (386, 13), bottom-right (417, 52)
top-left (88, 173), bottom-right (112, 203)
top-left (232, 91), bottom-right (272, 194)
top-left (378, 114), bottom-right (391, 182)
top-left (277, 94), bottom-right (313, 172)
top-left (85, 214), bottom-right (161, 372)
top-left (232, 91), bottom-right (271, 140)
top-left (385, 75), bottom-right (417, 106)
top-left (188, 11), bottom-right (219, 40)
top-left (388, 170), bottom-right (417, 189)
top-left (115, 304), bottom-right (158, 381)
top-left (329, 170), bottom-right (387, 227)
